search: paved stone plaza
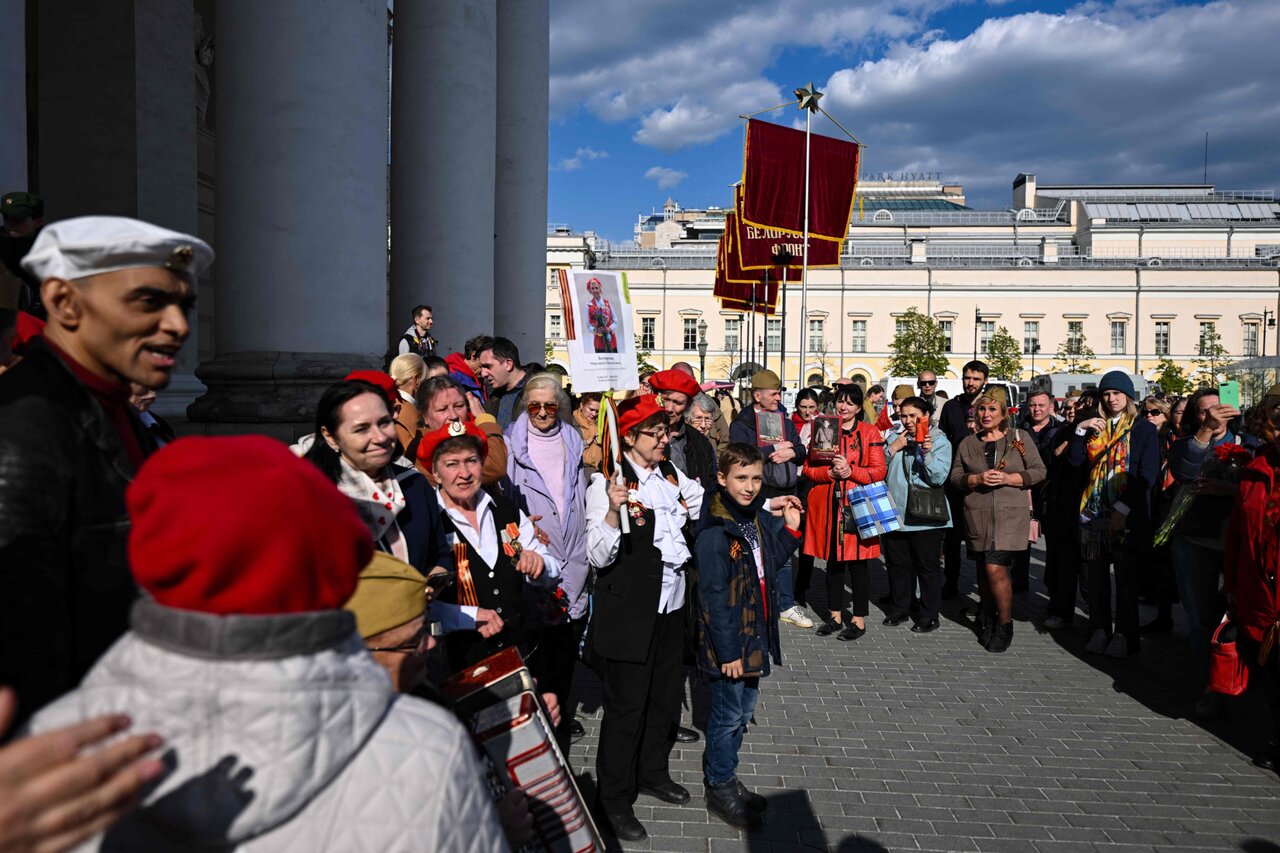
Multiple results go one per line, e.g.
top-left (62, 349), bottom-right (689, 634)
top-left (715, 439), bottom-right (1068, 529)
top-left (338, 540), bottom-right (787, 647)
top-left (568, 550), bottom-right (1280, 852)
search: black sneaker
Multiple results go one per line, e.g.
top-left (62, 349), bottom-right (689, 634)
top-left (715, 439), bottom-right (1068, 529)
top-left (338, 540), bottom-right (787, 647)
top-left (986, 621), bottom-right (1013, 653)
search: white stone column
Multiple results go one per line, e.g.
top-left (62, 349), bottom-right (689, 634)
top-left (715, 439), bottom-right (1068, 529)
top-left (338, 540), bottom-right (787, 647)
top-left (0, 0), bottom-right (25, 194)
top-left (493, 0), bottom-right (549, 362)
top-left (390, 0), bottom-right (496, 358)
top-left (190, 0), bottom-right (388, 428)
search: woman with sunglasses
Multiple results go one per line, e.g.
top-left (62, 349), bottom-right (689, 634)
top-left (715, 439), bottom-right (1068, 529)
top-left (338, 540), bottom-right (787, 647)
top-left (505, 372), bottom-right (591, 744)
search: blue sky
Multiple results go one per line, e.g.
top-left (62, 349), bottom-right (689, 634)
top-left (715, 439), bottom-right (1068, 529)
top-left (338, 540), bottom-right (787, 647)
top-left (548, 0), bottom-right (1280, 245)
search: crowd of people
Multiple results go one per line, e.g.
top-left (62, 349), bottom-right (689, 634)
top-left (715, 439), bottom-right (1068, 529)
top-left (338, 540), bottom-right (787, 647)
top-left (1, 206), bottom-right (1279, 850)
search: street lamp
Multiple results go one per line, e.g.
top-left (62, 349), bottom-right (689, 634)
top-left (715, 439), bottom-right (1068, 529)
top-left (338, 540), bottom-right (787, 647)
top-left (1029, 342), bottom-right (1041, 377)
top-left (651, 256), bottom-right (667, 361)
top-left (1263, 308), bottom-right (1276, 357)
top-left (697, 319), bottom-right (709, 381)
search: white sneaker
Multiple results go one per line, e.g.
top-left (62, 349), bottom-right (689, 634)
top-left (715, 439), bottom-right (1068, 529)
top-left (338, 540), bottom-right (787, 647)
top-left (1085, 628), bottom-right (1109, 655)
top-left (1103, 633), bottom-right (1128, 658)
top-left (1044, 615), bottom-right (1068, 630)
top-left (779, 606), bottom-right (814, 628)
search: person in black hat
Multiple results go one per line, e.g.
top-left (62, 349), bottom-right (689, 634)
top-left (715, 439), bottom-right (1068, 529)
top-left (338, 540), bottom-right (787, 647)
top-left (0, 192), bottom-right (47, 317)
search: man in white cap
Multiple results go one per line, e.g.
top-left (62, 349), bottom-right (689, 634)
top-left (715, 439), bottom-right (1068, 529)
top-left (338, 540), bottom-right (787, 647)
top-left (0, 215), bottom-right (212, 720)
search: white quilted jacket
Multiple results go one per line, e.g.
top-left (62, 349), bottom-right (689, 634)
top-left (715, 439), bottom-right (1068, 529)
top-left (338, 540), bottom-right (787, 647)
top-left (25, 601), bottom-right (510, 853)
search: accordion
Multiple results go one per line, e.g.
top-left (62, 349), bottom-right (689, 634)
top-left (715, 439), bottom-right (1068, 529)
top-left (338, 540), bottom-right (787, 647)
top-left (442, 647), bottom-right (603, 853)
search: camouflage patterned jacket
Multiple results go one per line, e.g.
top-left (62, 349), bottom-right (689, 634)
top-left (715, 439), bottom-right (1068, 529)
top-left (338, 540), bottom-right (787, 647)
top-left (693, 490), bottom-right (802, 679)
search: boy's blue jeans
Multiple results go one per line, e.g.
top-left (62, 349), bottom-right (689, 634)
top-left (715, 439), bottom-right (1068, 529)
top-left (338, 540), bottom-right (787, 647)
top-left (703, 676), bottom-right (760, 786)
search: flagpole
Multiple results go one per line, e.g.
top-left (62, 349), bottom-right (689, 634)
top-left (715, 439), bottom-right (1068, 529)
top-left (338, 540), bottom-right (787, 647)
top-left (799, 102), bottom-right (812, 393)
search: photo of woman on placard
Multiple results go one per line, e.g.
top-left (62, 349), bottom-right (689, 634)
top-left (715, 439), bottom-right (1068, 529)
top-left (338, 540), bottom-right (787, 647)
top-left (585, 277), bottom-right (618, 354)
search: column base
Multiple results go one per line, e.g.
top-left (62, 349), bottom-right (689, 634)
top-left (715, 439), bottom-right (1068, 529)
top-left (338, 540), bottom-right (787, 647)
top-left (188, 350), bottom-right (376, 424)
top-left (153, 372), bottom-right (207, 420)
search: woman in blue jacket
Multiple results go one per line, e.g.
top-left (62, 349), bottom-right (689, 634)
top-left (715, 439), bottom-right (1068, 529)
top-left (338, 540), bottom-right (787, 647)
top-left (1068, 371), bottom-right (1159, 658)
top-left (881, 396), bottom-right (952, 633)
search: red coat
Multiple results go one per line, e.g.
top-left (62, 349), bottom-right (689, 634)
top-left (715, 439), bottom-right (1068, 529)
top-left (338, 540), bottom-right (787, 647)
top-left (801, 420), bottom-right (886, 562)
top-left (1225, 444), bottom-right (1280, 645)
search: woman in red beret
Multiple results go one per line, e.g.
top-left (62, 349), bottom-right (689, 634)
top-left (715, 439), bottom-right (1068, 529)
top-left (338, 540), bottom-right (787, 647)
top-left (422, 422), bottom-right (561, 673)
top-left (583, 394), bottom-right (706, 841)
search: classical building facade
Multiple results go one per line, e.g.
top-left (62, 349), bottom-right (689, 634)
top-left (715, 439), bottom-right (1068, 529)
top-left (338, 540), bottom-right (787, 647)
top-left (548, 174), bottom-right (1280, 395)
top-left (2, 0), bottom-right (549, 435)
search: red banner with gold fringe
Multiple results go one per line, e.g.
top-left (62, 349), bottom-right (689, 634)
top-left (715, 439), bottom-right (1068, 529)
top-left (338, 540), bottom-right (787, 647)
top-left (740, 118), bottom-right (859, 243)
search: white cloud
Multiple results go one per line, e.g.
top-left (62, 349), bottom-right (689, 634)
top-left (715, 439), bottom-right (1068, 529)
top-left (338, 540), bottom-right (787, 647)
top-left (550, 0), bottom-right (944, 150)
top-left (820, 0), bottom-right (1280, 206)
top-left (552, 146), bottom-right (610, 171)
top-left (644, 166), bottom-right (689, 189)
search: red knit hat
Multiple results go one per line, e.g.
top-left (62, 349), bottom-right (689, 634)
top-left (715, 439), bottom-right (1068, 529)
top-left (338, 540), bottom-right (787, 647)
top-left (128, 436), bottom-right (373, 615)
top-left (617, 394), bottom-right (666, 435)
top-left (648, 368), bottom-right (701, 400)
top-left (416, 419), bottom-right (489, 469)
top-left (344, 369), bottom-right (397, 406)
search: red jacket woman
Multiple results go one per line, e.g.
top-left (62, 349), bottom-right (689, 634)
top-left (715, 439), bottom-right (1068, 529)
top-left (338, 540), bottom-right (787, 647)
top-left (800, 385), bottom-right (886, 640)
top-left (1225, 442), bottom-right (1280, 647)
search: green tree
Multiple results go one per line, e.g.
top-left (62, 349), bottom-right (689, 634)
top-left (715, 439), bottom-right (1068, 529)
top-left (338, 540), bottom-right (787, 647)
top-left (635, 332), bottom-right (659, 375)
top-left (1050, 331), bottom-right (1096, 374)
top-left (885, 307), bottom-right (950, 377)
top-left (1152, 357), bottom-right (1193, 396)
top-left (1192, 325), bottom-right (1231, 387)
top-left (985, 326), bottom-right (1023, 380)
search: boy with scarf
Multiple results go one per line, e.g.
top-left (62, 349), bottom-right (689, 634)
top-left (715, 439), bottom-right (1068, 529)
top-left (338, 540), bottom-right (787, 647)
top-left (693, 443), bottom-right (803, 830)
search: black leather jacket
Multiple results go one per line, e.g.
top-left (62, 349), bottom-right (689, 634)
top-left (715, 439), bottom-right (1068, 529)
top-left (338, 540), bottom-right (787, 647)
top-left (0, 338), bottom-right (152, 718)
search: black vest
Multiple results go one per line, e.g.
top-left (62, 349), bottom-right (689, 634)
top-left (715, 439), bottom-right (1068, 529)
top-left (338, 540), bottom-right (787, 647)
top-left (587, 456), bottom-right (693, 665)
top-left (438, 495), bottom-right (527, 671)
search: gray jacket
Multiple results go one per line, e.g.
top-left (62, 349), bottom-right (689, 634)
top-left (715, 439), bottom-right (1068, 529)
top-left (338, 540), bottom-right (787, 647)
top-left (25, 599), bottom-right (508, 852)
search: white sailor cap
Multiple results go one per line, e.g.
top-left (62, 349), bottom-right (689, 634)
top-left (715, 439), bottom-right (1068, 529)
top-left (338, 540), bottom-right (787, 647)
top-left (20, 216), bottom-right (214, 285)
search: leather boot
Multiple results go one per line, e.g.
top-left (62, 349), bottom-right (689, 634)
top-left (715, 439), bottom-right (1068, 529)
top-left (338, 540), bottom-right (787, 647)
top-left (705, 780), bottom-right (763, 830)
top-left (736, 781), bottom-right (768, 812)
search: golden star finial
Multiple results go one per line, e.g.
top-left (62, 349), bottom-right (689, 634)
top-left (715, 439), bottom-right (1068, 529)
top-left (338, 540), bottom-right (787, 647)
top-left (794, 82), bottom-right (823, 112)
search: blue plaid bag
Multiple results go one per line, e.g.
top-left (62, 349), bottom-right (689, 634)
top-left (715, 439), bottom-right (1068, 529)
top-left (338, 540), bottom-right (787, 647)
top-left (844, 481), bottom-right (900, 540)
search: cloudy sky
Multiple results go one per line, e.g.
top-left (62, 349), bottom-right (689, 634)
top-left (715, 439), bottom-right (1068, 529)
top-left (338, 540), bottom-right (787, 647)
top-left (547, 0), bottom-right (1280, 244)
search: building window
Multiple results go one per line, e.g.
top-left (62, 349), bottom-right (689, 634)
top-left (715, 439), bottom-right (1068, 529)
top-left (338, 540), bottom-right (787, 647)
top-left (683, 318), bottom-right (697, 351)
top-left (808, 318), bottom-right (825, 352)
top-left (850, 320), bottom-right (867, 353)
top-left (978, 320), bottom-right (994, 354)
top-left (894, 317), bottom-right (909, 338)
top-left (640, 317), bottom-right (655, 350)
top-left (1067, 320), bottom-right (1084, 355)
top-left (724, 318), bottom-right (740, 353)
top-left (939, 320), bottom-right (953, 353)
top-left (1110, 321), bottom-right (1126, 355)
top-left (766, 318), bottom-right (781, 351)
top-left (548, 313), bottom-right (562, 339)
top-left (1198, 321), bottom-right (1216, 355)
top-left (1154, 321), bottom-right (1170, 356)
top-left (1244, 322), bottom-right (1259, 357)
top-left (1023, 321), bottom-right (1040, 355)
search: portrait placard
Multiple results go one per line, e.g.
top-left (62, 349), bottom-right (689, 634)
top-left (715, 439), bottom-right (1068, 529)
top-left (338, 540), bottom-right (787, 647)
top-left (560, 269), bottom-right (639, 393)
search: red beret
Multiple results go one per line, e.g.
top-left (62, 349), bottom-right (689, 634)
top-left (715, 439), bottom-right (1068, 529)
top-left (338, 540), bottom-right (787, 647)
top-left (344, 369), bottom-right (397, 405)
top-left (128, 436), bottom-right (373, 615)
top-left (416, 419), bottom-right (489, 468)
top-left (648, 368), bottom-right (700, 400)
top-left (11, 311), bottom-right (45, 355)
top-left (617, 394), bottom-right (666, 435)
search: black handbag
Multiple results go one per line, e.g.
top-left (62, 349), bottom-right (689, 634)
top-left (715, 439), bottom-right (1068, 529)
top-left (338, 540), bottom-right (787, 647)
top-left (902, 447), bottom-right (948, 524)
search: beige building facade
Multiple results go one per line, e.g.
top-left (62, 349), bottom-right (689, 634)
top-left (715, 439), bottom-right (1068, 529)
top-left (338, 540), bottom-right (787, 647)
top-left (548, 175), bottom-right (1280, 392)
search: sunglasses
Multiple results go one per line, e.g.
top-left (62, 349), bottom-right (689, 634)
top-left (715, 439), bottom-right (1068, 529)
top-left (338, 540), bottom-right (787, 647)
top-left (526, 401), bottom-right (559, 416)
top-left (1140, 409), bottom-right (1161, 418)
top-left (638, 427), bottom-right (671, 440)
top-left (919, 380), bottom-right (937, 387)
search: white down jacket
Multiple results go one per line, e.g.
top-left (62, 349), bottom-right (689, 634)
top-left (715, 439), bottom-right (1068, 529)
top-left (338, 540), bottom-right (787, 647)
top-left (25, 600), bottom-right (509, 853)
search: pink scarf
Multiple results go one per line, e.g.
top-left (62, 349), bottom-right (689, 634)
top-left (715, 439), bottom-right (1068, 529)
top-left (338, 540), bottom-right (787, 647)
top-left (528, 423), bottom-right (566, 517)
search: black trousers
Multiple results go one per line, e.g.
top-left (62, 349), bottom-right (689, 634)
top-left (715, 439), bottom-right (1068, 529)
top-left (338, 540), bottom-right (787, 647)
top-left (826, 559), bottom-right (869, 618)
top-left (1046, 517), bottom-right (1081, 620)
top-left (596, 608), bottom-right (684, 815)
top-left (525, 617), bottom-right (587, 736)
top-left (882, 529), bottom-right (945, 623)
top-left (1085, 536), bottom-right (1142, 645)
top-left (795, 553), bottom-right (815, 605)
top-left (1241, 636), bottom-right (1280, 745)
top-left (942, 485), bottom-right (965, 590)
